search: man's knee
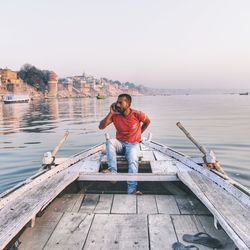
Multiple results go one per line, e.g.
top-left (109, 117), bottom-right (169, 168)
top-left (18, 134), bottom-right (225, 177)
top-left (106, 138), bottom-right (117, 148)
top-left (127, 154), bottom-right (138, 164)
top-left (126, 148), bottom-right (138, 162)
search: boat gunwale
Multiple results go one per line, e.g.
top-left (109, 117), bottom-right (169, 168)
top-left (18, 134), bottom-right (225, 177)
top-left (142, 140), bottom-right (250, 208)
top-left (0, 143), bottom-right (104, 209)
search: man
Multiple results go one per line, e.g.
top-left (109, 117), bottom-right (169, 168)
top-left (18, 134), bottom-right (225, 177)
top-left (99, 93), bottom-right (151, 194)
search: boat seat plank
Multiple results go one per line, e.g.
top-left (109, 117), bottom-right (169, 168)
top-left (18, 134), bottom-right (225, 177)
top-left (78, 172), bottom-right (179, 182)
top-left (94, 194), bottom-right (113, 214)
top-left (101, 155), bottom-right (126, 163)
top-left (149, 214), bottom-right (177, 250)
top-left (175, 195), bottom-right (210, 215)
top-left (150, 160), bottom-right (177, 174)
top-left (141, 150), bottom-right (155, 161)
top-left (178, 171), bottom-right (250, 249)
top-left (172, 215), bottom-right (211, 250)
top-left (83, 214), bottom-right (148, 249)
top-left (0, 168), bottom-right (79, 250)
top-left (155, 195), bottom-right (180, 214)
top-left (18, 212), bottom-right (63, 250)
top-left (196, 215), bottom-right (236, 250)
top-left (111, 194), bottom-right (136, 214)
top-left (44, 212), bottom-right (94, 250)
top-left (79, 194), bottom-right (99, 213)
top-left (101, 154), bottom-right (143, 164)
top-left (137, 195), bottom-right (158, 214)
top-left (46, 194), bottom-right (84, 213)
top-left (74, 160), bottom-right (101, 173)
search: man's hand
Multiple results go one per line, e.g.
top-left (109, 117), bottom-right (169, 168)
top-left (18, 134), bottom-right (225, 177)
top-left (99, 103), bottom-right (117, 129)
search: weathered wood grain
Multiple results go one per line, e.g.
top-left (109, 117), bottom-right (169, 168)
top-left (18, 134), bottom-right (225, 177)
top-left (84, 214), bottom-right (148, 249)
top-left (153, 150), bottom-right (173, 161)
top-left (78, 172), bottom-right (179, 181)
top-left (19, 212), bottom-right (63, 250)
top-left (150, 160), bottom-right (177, 174)
top-left (149, 214), bottom-right (177, 249)
top-left (178, 171), bottom-right (250, 249)
top-left (71, 194), bottom-right (85, 212)
top-left (0, 144), bottom-right (103, 209)
top-left (172, 214), bottom-right (211, 250)
top-left (137, 195), bottom-right (158, 214)
top-left (74, 152), bottom-right (102, 173)
top-left (141, 151), bottom-right (155, 161)
top-left (175, 195), bottom-right (210, 215)
top-left (190, 171), bottom-right (250, 248)
top-left (44, 212), bottom-right (94, 250)
top-left (94, 194), bottom-right (113, 214)
top-left (196, 215), bottom-right (236, 250)
top-left (79, 194), bottom-right (99, 213)
top-left (46, 194), bottom-right (84, 213)
top-left (0, 167), bottom-right (79, 250)
top-left (111, 194), bottom-right (136, 214)
top-left (143, 140), bottom-right (250, 208)
top-left (156, 195), bottom-right (180, 214)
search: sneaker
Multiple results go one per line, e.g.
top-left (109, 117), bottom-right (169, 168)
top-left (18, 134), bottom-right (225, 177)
top-left (101, 169), bottom-right (112, 173)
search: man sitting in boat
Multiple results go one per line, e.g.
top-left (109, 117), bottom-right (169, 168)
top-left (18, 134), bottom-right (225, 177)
top-left (99, 93), bottom-right (151, 194)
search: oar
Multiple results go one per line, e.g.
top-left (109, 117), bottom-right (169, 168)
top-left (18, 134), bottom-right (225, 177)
top-left (176, 122), bottom-right (225, 174)
top-left (42, 131), bottom-right (69, 169)
top-left (52, 130), bottom-right (69, 158)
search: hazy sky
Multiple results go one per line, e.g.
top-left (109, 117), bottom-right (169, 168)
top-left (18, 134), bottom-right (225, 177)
top-left (1, 0), bottom-right (250, 89)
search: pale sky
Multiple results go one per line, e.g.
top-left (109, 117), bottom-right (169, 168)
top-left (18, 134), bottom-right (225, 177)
top-left (1, 0), bottom-right (250, 89)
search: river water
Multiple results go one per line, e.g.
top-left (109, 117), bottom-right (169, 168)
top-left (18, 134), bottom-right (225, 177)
top-left (0, 95), bottom-right (249, 193)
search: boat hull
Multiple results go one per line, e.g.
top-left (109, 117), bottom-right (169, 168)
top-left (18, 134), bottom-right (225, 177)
top-left (3, 94), bottom-right (30, 104)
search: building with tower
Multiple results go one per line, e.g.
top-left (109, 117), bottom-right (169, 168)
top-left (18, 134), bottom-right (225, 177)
top-left (48, 71), bottom-right (58, 97)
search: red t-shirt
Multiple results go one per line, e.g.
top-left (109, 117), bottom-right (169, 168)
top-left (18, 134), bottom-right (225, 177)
top-left (112, 109), bottom-right (147, 143)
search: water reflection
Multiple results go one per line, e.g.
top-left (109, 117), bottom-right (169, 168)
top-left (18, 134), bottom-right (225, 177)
top-left (0, 97), bottom-right (108, 192)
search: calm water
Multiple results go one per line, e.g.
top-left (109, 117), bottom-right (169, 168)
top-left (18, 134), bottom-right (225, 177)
top-left (0, 95), bottom-right (249, 193)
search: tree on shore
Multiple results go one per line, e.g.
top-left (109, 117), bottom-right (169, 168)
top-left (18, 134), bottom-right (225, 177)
top-left (18, 64), bottom-right (50, 91)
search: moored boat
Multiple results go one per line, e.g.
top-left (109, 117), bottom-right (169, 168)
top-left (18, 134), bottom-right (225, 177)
top-left (96, 94), bottom-right (106, 99)
top-left (0, 126), bottom-right (249, 249)
top-left (3, 94), bottom-right (30, 104)
top-left (239, 92), bottom-right (248, 95)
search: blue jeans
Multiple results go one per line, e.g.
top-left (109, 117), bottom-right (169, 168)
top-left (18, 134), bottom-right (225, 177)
top-left (106, 139), bottom-right (139, 194)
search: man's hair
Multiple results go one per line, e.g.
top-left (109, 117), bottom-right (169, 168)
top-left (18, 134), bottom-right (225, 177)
top-left (118, 93), bottom-right (132, 105)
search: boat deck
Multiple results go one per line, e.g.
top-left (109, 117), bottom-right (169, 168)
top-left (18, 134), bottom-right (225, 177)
top-left (1, 141), bottom-right (249, 249)
top-left (18, 191), bottom-right (236, 250)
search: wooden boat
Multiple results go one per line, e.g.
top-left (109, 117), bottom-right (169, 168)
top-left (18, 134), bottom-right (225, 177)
top-left (0, 127), bottom-right (250, 249)
top-left (239, 92), bottom-right (249, 95)
top-left (3, 94), bottom-right (30, 104)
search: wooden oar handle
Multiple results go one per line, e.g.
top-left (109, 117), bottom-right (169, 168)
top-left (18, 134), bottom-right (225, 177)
top-left (176, 122), bottom-right (207, 155)
top-left (52, 131), bottom-right (69, 158)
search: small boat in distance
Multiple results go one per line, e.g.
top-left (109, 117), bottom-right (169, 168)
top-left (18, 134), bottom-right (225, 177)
top-left (239, 92), bottom-right (249, 95)
top-left (3, 94), bottom-right (30, 104)
top-left (96, 94), bottom-right (106, 99)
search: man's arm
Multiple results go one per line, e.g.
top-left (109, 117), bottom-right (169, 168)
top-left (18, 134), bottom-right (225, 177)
top-left (99, 103), bottom-right (117, 129)
top-left (99, 112), bottom-right (113, 129)
top-left (141, 116), bottom-right (150, 134)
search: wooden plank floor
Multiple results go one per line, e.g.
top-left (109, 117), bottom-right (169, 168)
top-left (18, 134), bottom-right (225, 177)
top-left (18, 193), bottom-right (236, 250)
